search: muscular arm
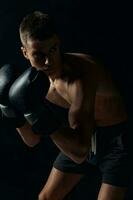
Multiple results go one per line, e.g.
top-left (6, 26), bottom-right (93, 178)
top-left (16, 121), bottom-right (41, 147)
top-left (50, 79), bottom-right (97, 164)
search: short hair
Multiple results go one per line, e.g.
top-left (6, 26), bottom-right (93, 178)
top-left (19, 11), bottom-right (56, 46)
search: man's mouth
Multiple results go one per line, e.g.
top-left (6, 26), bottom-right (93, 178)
top-left (42, 65), bottom-right (56, 73)
top-left (42, 66), bottom-right (49, 71)
top-left (42, 65), bottom-right (51, 71)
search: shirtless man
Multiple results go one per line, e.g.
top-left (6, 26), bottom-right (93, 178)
top-left (0, 11), bottom-right (129, 200)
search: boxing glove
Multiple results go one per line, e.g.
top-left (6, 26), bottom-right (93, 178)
top-left (9, 67), bottom-right (69, 135)
top-left (0, 64), bottom-right (26, 127)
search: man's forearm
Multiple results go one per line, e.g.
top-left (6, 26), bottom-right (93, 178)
top-left (50, 127), bottom-right (91, 164)
top-left (16, 121), bottom-right (41, 147)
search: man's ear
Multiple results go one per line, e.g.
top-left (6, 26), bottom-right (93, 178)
top-left (21, 47), bottom-right (29, 60)
top-left (55, 35), bottom-right (61, 45)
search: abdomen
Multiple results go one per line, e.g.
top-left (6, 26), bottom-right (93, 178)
top-left (95, 91), bottom-right (128, 126)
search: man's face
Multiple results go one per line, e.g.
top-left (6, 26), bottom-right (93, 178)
top-left (21, 35), bottom-right (62, 78)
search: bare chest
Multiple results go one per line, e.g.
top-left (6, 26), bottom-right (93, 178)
top-left (46, 80), bottom-right (70, 108)
top-left (53, 80), bottom-right (71, 104)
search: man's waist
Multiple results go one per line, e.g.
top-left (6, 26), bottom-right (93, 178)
top-left (95, 115), bottom-right (128, 127)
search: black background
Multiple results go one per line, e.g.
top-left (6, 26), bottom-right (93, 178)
top-left (0, 1), bottom-right (132, 199)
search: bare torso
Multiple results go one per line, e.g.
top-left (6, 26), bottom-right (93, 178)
top-left (46, 53), bottom-right (128, 127)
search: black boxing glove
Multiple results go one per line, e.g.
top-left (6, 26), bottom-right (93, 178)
top-left (9, 67), bottom-right (69, 135)
top-left (0, 64), bottom-right (26, 127)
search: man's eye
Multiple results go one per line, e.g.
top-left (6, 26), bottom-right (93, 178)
top-left (34, 54), bottom-right (45, 60)
top-left (49, 46), bottom-right (57, 54)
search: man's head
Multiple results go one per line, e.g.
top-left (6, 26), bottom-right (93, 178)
top-left (19, 11), bottom-right (56, 46)
top-left (19, 11), bottom-right (63, 79)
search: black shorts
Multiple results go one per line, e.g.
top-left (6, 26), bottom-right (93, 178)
top-left (53, 122), bottom-right (129, 187)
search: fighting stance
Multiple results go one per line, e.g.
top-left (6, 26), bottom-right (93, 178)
top-left (0, 11), bottom-right (129, 200)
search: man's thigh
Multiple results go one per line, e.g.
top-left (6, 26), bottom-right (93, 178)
top-left (98, 183), bottom-right (127, 200)
top-left (95, 122), bottom-right (129, 200)
top-left (39, 167), bottom-right (83, 200)
top-left (94, 122), bottom-right (129, 187)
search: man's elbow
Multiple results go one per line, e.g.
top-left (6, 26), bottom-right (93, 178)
top-left (27, 140), bottom-right (40, 147)
top-left (22, 137), bottom-right (41, 147)
top-left (70, 147), bottom-right (89, 164)
top-left (72, 155), bottom-right (88, 164)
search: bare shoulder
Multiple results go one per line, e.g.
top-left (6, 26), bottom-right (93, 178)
top-left (66, 53), bottom-right (113, 82)
top-left (65, 52), bottom-right (95, 64)
top-left (63, 52), bottom-right (98, 81)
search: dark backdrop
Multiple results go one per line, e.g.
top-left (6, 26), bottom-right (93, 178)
top-left (0, 1), bottom-right (132, 199)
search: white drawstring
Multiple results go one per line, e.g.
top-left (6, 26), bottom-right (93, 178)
top-left (91, 131), bottom-right (97, 155)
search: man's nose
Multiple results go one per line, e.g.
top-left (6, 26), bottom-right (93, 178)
top-left (45, 57), bottom-right (49, 65)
